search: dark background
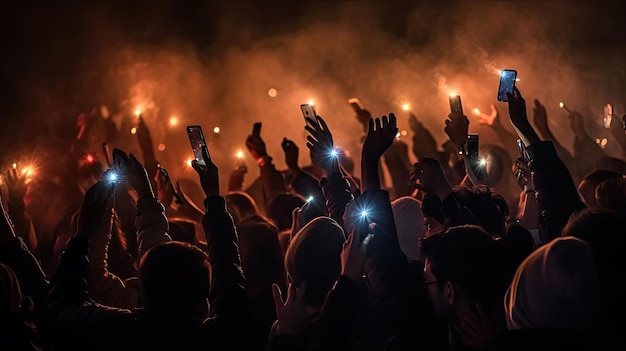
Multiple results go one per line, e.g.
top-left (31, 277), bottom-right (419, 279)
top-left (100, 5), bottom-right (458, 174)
top-left (1, 0), bottom-right (625, 190)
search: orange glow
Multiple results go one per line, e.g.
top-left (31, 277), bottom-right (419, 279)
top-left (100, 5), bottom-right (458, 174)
top-left (169, 117), bottom-right (179, 127)
top-left (473, 108), bottom-right (480, 115)
top-left (268, 88), bottom-right (278, 97)
top-left (236, 150), bottom-right (244, 159)
top-left (12, 163), bottom-right (17, 169)
top-left (213, 127), bottom-right (220, 134)
top-left (131, 127), bottom-right (137, 135)
top-left (85, 154), bottom-right (95, 163)
top-left (186, 159), bottom-right (193, 167)
top-left (402, 104), bottom-right (410, 111)
top-left (134, 110), bottom-right (141, 116)
top-left (157, 143), bottom-right (166, 151)
top-left (450, 91), bottom-right (457, 97)
top-left (308, 100), bottom-right (315, 106)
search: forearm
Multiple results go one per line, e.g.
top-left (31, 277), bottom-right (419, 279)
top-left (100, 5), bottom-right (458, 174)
top-left (518, 191), bottom-right (540, 230)
top-left (321, 172), bottom-right (354, 229)
top-left (135, 197), bottom-right (171, 259)
top-left (202, 196), bottom-right (251, 328)
top-left (526, 141), bottom-right (586, 239)
top-left (7, 203), bottom-right (37, 252)
top-left (259, 156), bottom-right (288, 205)
top-left (88, 231), bottom-right (141, 309)
top-left (360, 154), bottom-right (381, 193)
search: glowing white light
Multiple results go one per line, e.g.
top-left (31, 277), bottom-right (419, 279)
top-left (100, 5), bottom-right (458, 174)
top-left (479, 158), bottom-right (487, 166)
top-left (134, 110), bottom-right (141, 116)
top-left (307, 196), bottom-right (314, 202)
top-left (108, 173), bottom-right (118, 182)
top-left (169, 117), bottom-right (179, 127)
top-left (213, 127), bottom-right (220, 134)
top-left (396, 132), bottom-right (401, 139)
top-left (308, 100), bottom-right (315, 106)
top-left (361, 210), bottom-right (368, 218)
top-left (402, 104), bottom-right (410, 111)
top-left (473, 108), bottom-right (480, 115)
top-left (186, 159), bottom-right (193, 167)
top-left (330, 149), bottom-right (338, 157)
top-left (559, 102), bottom-right (565, 109)
top-left (236, 150), bottom-right (244, 159)
top-left (450, 92), bottom-right (457, 97)
top-left (131, 127), bottom-right (137, 135)
top-left (268, 88), bottom-right (278, 97)
top-left (12, 163), bottom-right (17, 169)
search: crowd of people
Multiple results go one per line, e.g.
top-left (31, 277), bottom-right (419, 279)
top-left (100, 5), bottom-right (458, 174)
top-left (1, 83), bottom-right (626, 351)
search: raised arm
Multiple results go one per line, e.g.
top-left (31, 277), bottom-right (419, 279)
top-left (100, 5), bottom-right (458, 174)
top-left (507, 88), bottom-right (585, 239)
top-left (191, 145), bottom-right (252, 348)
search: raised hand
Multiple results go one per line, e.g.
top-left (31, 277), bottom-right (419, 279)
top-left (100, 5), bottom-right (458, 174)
top-left (444, 111), bottom-right (469, 151)
top-left (476, 104), bottom-right (500, 127)
top-left (281, 137), bottom-right (300, 173)
top-left (5, 168), bottom-right (28, 205)
top-left (245, 130), bottom-right (267, 161)
top-left (506, 87), bottom-right (540, 147)
top-left (272, 282), bottom-right (309, 337)
top-left (305, 115), bottom-right (339, 176)
top-left (191, 146), bottom-right (220, 197)
top-left (125, 153), bottom-right (154, 200)
top-left (408, 157), bottom-right (452, 200)
top-left (409, 112), bottom-right (438, 157)
top-left (154, 168), bottom-right (174, 208)
top-left (340, 224), bottom-right (374, 281)
top-left (75, 181), bottom-right (115, 240)
top-left (227, 165), bottom-right (248, 192)
top-left (362, 113), bottom-right (399, 160)
top-left (532, 99), bottom-right (551, 138)
top-left (568, 111), bottom-right (587, 138)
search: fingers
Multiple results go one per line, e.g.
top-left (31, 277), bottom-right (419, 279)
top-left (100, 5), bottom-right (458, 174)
top-left (368, 118), bottom-right (374, 134)
top-left (316, 115), bottom-right (329, 133)
top-left (271, 283), bottom-right (285, 311)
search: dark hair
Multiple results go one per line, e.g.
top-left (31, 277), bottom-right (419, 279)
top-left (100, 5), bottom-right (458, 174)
top-left (139, 242), bottom-right (210, 315)
top-left (499, 224), bottom-right (535, 283)
top-left (595, 177), bottom-right (626, 212)
top-left (421, 225), bottom-right (507, 311)
top-left (267, 193), bottom-right (306, 231)
top-left (562, 208), bottom-right (626, 303)
top-left (452, 184), bottom-right (508, 237)
top-left (226, 191), bottom-right (260, 224)
top-left (421, 193), bottom-right (444, 224)
top-left (582, 169), bottom-right (622, 185)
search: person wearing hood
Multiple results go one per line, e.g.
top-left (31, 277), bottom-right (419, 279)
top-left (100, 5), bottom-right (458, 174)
top-left (487, 237), bottom-right (603, 350)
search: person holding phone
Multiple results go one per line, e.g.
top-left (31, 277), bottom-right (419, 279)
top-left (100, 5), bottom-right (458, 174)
top-left (46, 143), bottom-right (252, 350)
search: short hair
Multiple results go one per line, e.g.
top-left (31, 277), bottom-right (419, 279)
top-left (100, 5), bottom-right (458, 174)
top-left (421, 193), bottom-right (444, 225)
top-left (421, 225), bottom-right (507, 311)
top-left (268, 193), bottom-right (306, 231)
top-left (285, 217), bottom-right (345, 307)
top-left (595, 177), bottom-right (626, 212)
top-left (582, 169), bottom-right (622, 186)
top-left (452, 184), bottom-right (508, 237)
top-left (139, 242), bottom-right (210, 314)
top-left (226, 191), bottom-right (259, 224)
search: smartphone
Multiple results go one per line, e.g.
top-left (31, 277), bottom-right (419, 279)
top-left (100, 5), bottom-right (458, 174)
top-left (604, 104), bottom-right (613, 129)
top-left (186, 125), bottom-right (209, 166)
top-left (252, 122), bottom-right (262, 137)
top-left (466, 134), bottom-right (479, 159)
top-left (449, 95), bottom-right (464, 117)
top-left (300, 103), bottom-right (317, 122)
top-left (497, 69), bottom-right (518, 102)
top-left (348, 98), bottom-right (365, 114)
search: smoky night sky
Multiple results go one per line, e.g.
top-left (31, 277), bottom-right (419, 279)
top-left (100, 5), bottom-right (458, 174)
top-left (1, 0), bottom-right (626, 194)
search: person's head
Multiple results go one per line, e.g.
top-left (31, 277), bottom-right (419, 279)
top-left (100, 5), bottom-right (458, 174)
top-left (225, 191), bottom-right (259, 225)
top-left (578, 170), bottom-right (622, 208)
top-left (391, 196), bottom-right (425, 262)
top-left (421, 193), bottom-right (445, 238)
top-left (452, 184), bottom-right (508, 237)
top-left (285, 217), bottom-right (345, 310)
top-left (421, 225), bottom-right (507, 323)
top-left (268, 193), bottom-right (306, 231)
top-left (499, 224), bottom-right (536, 284)
top-left (139, 242), bottom-right (210, 320)
top-left (562, 209), bottom-right (626, 306)
top-left (167, 219), bottom-right (197, 245)
top-left (595, 176), bottom-right (626, 212)
top-left (505, 237), bottom-right (599, 331)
